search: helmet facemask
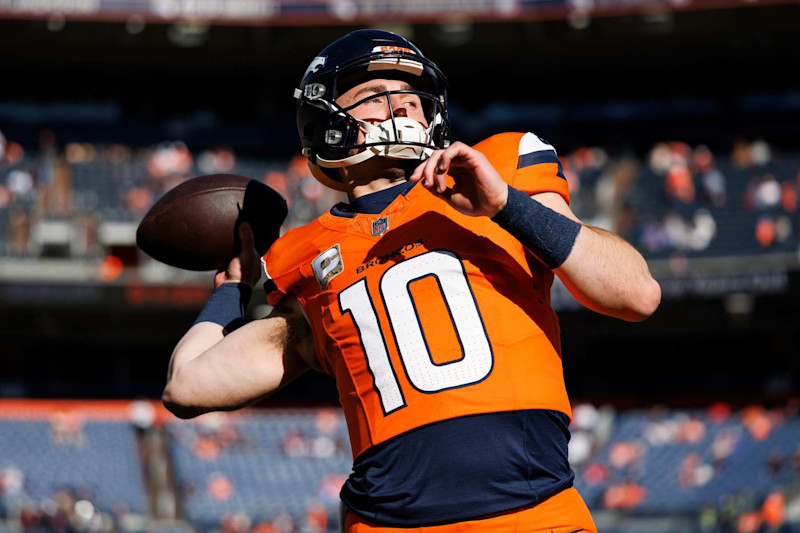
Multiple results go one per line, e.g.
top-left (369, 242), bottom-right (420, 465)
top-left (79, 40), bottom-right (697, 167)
top-left (312, 87), bottom-right (448, 170)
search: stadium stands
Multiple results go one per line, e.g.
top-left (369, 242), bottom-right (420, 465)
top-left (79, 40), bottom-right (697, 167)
top-left (2, 134), bottom-right (800, 272)
top-left (0, 417), bottom-right (148, 530)
top-left (1, 402), bottom-right (799, 532)
top-left (165, 409), bottom-right (351, 531)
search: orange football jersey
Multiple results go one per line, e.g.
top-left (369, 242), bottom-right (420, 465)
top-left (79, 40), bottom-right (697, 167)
top-left (262, 132), bottom-right (572, 458)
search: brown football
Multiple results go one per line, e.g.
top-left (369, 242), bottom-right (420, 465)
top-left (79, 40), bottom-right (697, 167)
top-left (136, 174), bottom-right (288, 271)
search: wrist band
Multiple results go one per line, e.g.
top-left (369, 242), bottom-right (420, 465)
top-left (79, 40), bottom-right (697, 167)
top-left (491, 185), bottom-right (581, 269)
top-left (193, 282), bottom-right (253, 332)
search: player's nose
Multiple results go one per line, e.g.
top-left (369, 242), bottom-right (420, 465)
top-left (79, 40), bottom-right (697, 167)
top-left (390, 94), bottom-right (408, 118)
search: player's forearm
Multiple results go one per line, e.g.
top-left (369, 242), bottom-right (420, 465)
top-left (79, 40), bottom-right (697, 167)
top-left (555, 225), bottom-right (661, 321)
top-left (163, 318), bottom-right (309, 418)
top-left (163, 322), bottom-right (227, 418)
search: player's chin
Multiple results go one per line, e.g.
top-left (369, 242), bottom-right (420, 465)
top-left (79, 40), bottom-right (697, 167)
top-left (356, 156), bottom-right (419, 181)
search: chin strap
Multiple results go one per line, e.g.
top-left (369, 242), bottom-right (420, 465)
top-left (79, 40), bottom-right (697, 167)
top-left (316, 116), bottom-right (436, 169)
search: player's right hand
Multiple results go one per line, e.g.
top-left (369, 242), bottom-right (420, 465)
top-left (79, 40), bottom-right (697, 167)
top-left (409, 141), bottom-right (509, 218)
top-left (214, 222), bottom-right (262, 289)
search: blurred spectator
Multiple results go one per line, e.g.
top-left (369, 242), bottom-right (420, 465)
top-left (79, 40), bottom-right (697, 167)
top-left (50, 411), bottom-right (85, 446)
top-left (707, 401), bottom-right (732, 423)
top-left (147, 141), bottom-right (193, 180)
top-left (271, 509), bottom-right (297, 533)
top-left (98, 255), bottom-right (124, 282)
top-left (690, 209), bottom-right (717, 251)
top-left (318, 474), bottom-right (347, 505)
top-left (732, 138), bottom-right (772, 169)
top-left (699, 168), bottom-right (727, 207)
top-left (252, 520), bottom-right (281, 533)
top-left (303, 500), bottom-right (328, 533)
top-left (220, 512), bottom-right (251, 533)
top-left (129, 400), bottom-right (156, 430)
top-left (775, 214), bottom-right (793, 244)
top-left (676, 415), bottom-right (706, 444)
top-left (608, 441), bottom-right (644, 471)
top-left (762, 491), bottom-right (786, 530)
top-left (649, 141), bottom-right (690, 175)
top-left (582, 461), bottom-right (609, 486)
top-left (207, 472), bottom-right (234, 501)
top-left (192, 436), bottom-right (221, 460)
top-left (125, 186), bottom-right (153, 215)
top-left (570, 403), bottom-right (602, 467)
top-left (314, 408), bottom-right (341, 435)
top-left (7, 169), bottom-right (35, 203)
top-left (659, 210), bottom-right (716, 253)
top-left (663, 212), bottom-right (692, 251)
top-left (287, 153), bottom-right (310, 180)
top-left (593, 158), bottom-right (639, 230)
top-left (753, 174), bottom-right (781, 210)
top-left (732, 138), bottom-right (752, 168)
top-left (780, 180), bottom-right (798, 212)
top-left (301, 176), bottom-right (325, 205)
top-left (691, 145), bottom-right (715, 174)
top-left (0, 185), bottom-right (10, 209)
top-left (664, 164), bottom-right (695, 204)
top-left (198, 146), bottom-right (236, 174)
top-left (736, 511), bottom-right (762, 533)
top-left (755, 216), bottom-right (776, 248)
top-left (264, 170), bottom-right (290, 201)
top-left (741, 406), bottom-right (774, 441)
top-left (603, 483), bottom-right (647, 510)
top-left (0, 463), bottom-right (25, 503)
top-left (561, 158), bottom-right (580, 197)
top-left (64, 142), bottom-right (98, 165)
top-left (568, 431), bottom-right (593, 466)
top-left (711, 427), bottom-right (743, 469)
top-left (2, 139), bottom-right (25, 166)
top-left (572, 403), bottom-right (601, 432)
top-left (750, 139), bottom-right (771, 166)
top-left (691, 144), bottom-right (726, 207)
top-left (280, 429), bottom-right (310, 458)
top-left (698, 504), bottom-right (719, 532)
top-left (679, 452), bottom-right (713, 488)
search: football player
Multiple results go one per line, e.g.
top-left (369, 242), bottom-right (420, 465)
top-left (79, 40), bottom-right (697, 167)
top-left (163, 29), bottom-right (661, 532)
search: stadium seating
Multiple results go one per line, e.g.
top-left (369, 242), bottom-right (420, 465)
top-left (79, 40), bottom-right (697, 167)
top-left (0, 419), bottom-right (148, 514)
top-left (2, 140), bottom-right (800, 266)
top-left (165, 409), bottom-right (351, 530)
top-left (1, 405), bottom-right (799, 532)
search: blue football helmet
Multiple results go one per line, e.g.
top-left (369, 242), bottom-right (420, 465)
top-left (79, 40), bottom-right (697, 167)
top-left (295, 29), bottom-right (450, 191)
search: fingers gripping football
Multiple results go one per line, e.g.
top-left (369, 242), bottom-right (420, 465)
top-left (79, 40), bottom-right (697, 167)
top-left (410, 142), bottom-right (509, 218)
top-left (214, 222), bottom-right (262, 289)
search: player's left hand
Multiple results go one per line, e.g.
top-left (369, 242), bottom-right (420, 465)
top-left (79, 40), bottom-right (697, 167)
top-left (409, 141), bottom-right (509, 218)
top-left (214, 222), bottom-right (262, 289)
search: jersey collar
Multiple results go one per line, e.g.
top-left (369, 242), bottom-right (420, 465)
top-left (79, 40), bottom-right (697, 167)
top-left (331, 180), bottom-right (418, 219)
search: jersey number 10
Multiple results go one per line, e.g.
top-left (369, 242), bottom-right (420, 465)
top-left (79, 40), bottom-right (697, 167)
top-left (339, 250), bottom-right (494, 415)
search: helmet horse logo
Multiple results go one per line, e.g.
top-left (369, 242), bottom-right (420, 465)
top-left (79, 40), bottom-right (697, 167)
top-left (303, 56), bottom-right (327, 80)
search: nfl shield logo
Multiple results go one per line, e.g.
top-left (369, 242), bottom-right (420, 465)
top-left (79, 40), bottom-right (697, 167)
top-left (372, 216), bottom-right (389, 236)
